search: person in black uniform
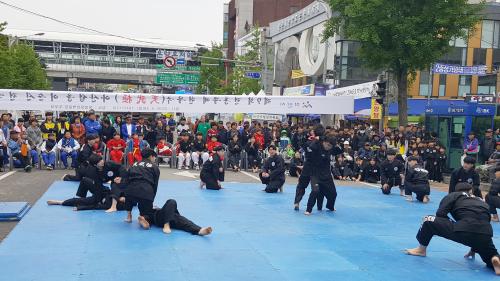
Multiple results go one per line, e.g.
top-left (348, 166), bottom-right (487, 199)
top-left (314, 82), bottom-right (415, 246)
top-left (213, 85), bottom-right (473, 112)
top-left (404, 156), bottom-right (430, 203)
top-left (405, 183), bottom-right (500, 275)
top-left (199, 146), bottom-right (225, 190)
top-left (449, 156), bottom-right (481, 198)
top-left (259, 145), bottom-right (286, 193)
top-left (289, 151), bottom-right (304, 177)
top-left (304, 136), bottom-right (342, 216)
top-left (380, 149), bottom-right (405, 196)
top-left (361, 158), bottom-right (380, 183)
top-left (485, 166), bottom-right (500, 222)
top-left (424, 142), bottom-right (438, 181)
top-left (123, 148), bottom-right (160, 223)
top-left (100, 160), bottom-right (129, 213)
top-left (137, 199), bottom-right (213, 236)
top-left (228, 134), bottom-right (242, 172)
top-left (62, 134), bottom-right (99, 181)
top-left (435, 147), bottom-right (447, 183)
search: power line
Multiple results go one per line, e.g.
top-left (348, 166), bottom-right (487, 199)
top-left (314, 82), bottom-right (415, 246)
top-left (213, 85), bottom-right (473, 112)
top-left (0, 0), bottom-right (199, 50)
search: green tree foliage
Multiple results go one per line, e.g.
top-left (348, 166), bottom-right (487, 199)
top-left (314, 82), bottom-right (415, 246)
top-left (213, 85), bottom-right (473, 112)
top-left (323, 0), bottom-right (482, 125)
top-left (197, 43), bottom-right (229, 95)
top-left (0, 22), bottom-right (50, 90)
top-left (230, 27), bottom-right (262, 95)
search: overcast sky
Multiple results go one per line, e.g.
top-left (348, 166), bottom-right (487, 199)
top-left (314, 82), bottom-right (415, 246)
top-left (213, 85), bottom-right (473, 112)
top-left (0, 0), bottom-right (229, 45)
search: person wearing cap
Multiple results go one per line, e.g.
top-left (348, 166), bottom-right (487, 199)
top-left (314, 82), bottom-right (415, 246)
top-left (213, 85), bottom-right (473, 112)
top-left (279, 129), bottom-right (291, 151)
top-left (358, 142), bottom-right (374, 161)
top-left (122, 148), bottom-right (160, 223)
top-left (121, 115), bottom-right (136, 140)
top-left (404, 156), bottom-right (430, 203)
top-left (361, 158), bottom-right (380, 183)
top-left (40, 112), bottom-right (57, 140)
top-left (259, 145), bottom-right (286, 193)
top-left (449, 156), bottom-right (481, 198)
top-left (304, 136), bottom-right (343, 215)
top-left (485, 167), bottom-right (500, 222)
top-left (200, 145), bottom-right (225, 190)
top-left (7, 130), bottom-right (32, 172)
top-left (482, 129), bottom-right (496, 165)
top-left (191, 132), bottom-right (209, 170)
top-left (405, 183), bottom-right (500, 275)
top-left (84, 111), bottom-right (102, 136)
top-left (176, 131), bottom-right (192, 170)
top-left (380, 149), bottom-right (405, 196)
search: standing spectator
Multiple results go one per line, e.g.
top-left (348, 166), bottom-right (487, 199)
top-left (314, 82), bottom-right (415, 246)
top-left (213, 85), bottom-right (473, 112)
top-left (56, 114), bottom-right (70, 141)
top-left (262, 121), bottom-right (272, 148)
top-left (100, 119), bottom-right (116, 144)
top-left (40, 112), bottom-right (57, 140)
top-left (121, 115), bottom-right (136, 140)
top-left (217, 121), bottom-right (228, 145)
top-left (84, 111), bottom-right (102, 136)
top-left (254, 128), bottom-right (265, 150)
top-left (40, 133), bottom-right (57, 170)
top-left (113, 116), bottom-right (123, 133)
top-left (186, 117), bottom-right (195, 133)
top-left (482, 129), bottom-right (496, 164)
top-left (0, 123), bottom-right (6, 171)
top-left (463, 131), bottom-right (479, 161)
top-left (71, 116), bottom-right (86, 145)
top-left (1, 119), bottom-right (10, 144)
top-left (176, 117), bottom-right (190, 134)
top-left (207, 122), bottom-right (218, 140)
top-left (136, 117), bottom-right (148, 136)
top-left (196, 115), bottom-right (211, 140)
top-left (228, 122), bottom-right (240, 140)
top-left (107, 132), bottom-right (126, 164)
top-left (58, 131), bottom-right (80, 169)
top-left (154, 119), bottom-right (167, 145)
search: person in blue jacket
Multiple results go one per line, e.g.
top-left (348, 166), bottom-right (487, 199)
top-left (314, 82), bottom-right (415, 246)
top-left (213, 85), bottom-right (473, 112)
top-left (84, 111), bottom-right (102, 136)
top-left (121, 115), bottom-right (136, 141)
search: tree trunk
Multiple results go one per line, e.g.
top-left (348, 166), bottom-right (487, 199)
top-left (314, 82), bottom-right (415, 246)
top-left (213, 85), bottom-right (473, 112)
top-left (396, 68), bottom-right (409, 127)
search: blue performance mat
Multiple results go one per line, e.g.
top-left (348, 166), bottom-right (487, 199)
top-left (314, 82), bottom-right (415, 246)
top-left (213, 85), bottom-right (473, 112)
top-left (0, 202), bottom-right (30, 221)
top-left (1, 181), bottom-right (500, 281)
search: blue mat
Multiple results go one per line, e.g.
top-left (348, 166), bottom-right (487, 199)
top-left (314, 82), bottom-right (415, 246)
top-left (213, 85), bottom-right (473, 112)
top-left (0, 202), bottom-right (30, 221)
top-left (1, 181), bottom-right (500, 281)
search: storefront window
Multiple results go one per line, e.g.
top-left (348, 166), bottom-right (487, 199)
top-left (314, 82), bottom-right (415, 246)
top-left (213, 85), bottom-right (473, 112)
top-left (419, 70), bottom-right (432, 96)
top-left (478, 75), bottom-right (496, 95)
top-left (458, 75), bottom-right (471, 97)
top-left (438, 47), bottom-right (467, 65)
top-left (473, 48), bottom-right (487, 65)
top-left (439, 75), bottom-right (446, 97)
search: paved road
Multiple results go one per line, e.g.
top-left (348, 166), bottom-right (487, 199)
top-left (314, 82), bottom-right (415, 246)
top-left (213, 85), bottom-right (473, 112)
top-left (0, 166), bottom-right (449, 242)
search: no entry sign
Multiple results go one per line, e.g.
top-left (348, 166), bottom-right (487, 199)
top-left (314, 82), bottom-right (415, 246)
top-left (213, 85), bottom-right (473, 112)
top-left (163, 56), bottom-right (177, 68)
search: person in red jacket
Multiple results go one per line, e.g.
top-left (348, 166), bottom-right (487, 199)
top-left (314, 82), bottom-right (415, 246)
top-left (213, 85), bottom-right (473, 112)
top-left (157, 137), bottom-right (172, 156)
top-left (206, 134), bottom-right (222, 154)
top-left (254, 129), bottom-right (265, 150)
top-left (206, 122), bottom-right (218, 141)
top-left (107, 132), bottom-right (126, 164)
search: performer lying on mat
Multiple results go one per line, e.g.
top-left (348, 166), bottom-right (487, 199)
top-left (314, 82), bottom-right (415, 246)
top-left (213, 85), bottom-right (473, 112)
top-left (405, 183), bottom-right (500, 275)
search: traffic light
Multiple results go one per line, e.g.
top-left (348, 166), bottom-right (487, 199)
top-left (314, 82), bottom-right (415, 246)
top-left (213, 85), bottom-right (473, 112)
top-left (375, 80), bottom-right (387, 105)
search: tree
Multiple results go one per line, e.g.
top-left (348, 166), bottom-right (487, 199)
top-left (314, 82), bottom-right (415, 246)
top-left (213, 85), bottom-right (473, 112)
top-left (323, 0), bottom-right (482, 126)
top-left (230, 27), bottom-right (262, 95)
top-left (0, 21), bottom-right (50, 90)
top-left (197, 43), bottom-right (230, 95)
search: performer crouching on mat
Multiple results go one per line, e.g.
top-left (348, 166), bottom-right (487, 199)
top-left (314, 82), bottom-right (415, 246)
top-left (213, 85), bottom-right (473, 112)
top-left (304, 136), bottom-right (342, 216)
top-left (405, 183), bottom-right (500, 275)
top-left (380, 149), bottom-right (405, 196)
top-left (62, 134), bottom-right (98, 181)
top-left (199, 146), bottom-right (225, 190)
top-left (137, 199), bottom-right (213, 236)
top-left (123, 148), bottom-right (160, 223)
top-left (259, 145), bottom-right (285, 193)
top-left (485, 167), bottom-right (500, 222)
top-left (404, 156), bottom-right (430, 203)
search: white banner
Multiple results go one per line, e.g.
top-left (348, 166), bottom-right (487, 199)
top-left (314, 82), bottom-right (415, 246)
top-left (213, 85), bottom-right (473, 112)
top-left (326, 81), bottom-right (377, 99)
top-left (0, 89), bottom-right (354, 115)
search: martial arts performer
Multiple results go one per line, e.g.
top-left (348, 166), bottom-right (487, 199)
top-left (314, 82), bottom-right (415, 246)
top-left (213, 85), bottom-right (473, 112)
top-left (449, 156), bottom-right (481, 198)
top-left (361, 158), bottom-right (380, 183)
top-left (62, 134), bottom-right (98, 181)
top-left (304, 136), bottom-right (342, 216)
top-left (405, 183), bottom-right (500, 275)
top-left (485, 166), bottom-right (500, 222)
top-left (404, 156), bottom-right (430, 203)
top-left (137, 199), bottom-right (212, 236)
top-left (259, 145), bottom-right (286, 193)
top-left (199, 146), bottom-right (225, 190)
top-left (380, 149), bottom-right (405, 196)
top-left (123, 148), bottom-right (160, 223)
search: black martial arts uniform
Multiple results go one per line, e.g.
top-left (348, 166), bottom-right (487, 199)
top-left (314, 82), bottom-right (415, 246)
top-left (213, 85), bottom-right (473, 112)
top-left (486, 179), bottom-right (500, 215)
top-left (124, 159), bottom-right (160, 216)
top-left (449, 167), bottom-right (481, 198)
top-left (200, 154), bottom-right (224, 190)
top-left (143, 199), bottom-right (202, 235)
top-left (100, 161), bottom-right (128, 202)
top-left (63, 143), bottom-right (95, 181)
top-left (228, 140), bottom-right (242, 169)
top-left (289, 157), bottom-right (304, 177)
top-left (61, 176), bottom-right (109, 210)
top-left (424, 148), bottom-right (438, 181)
top-left (305, 141), bottom-right (342, 213)
top-left (259, 154), bottom-right (286, 193)
top-left (435, 152), bottom-right (447, 182)
top-left (404, 165), bottom-right (431, 202)
top-left (415, 192), bottom-right (499, 269)
top-left (294, 140), bottom-right (315, 205)
top-left (380, 159), bottom-right (405, 195)
top-left (362, 163), bottom-right (380, 183)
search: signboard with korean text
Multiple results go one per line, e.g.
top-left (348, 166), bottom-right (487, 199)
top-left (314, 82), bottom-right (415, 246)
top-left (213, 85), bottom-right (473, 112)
top-left (0, 89), bottom-right (355, 115)
top-left (432, 63), bottom-right (488, 76)
top-left (370, 99), bottom-right (382, 120)
top-left (155, 73), bottom-right (200, 85)
top-left (326, 81), bottom-right (377, 99)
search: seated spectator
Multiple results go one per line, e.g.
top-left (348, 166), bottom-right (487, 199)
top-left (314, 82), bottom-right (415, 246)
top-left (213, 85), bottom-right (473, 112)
top-left (8, 131), bottom-right (33, 172)
top-left (107, 132), bottom-right (126, 164)
top-left (191, 132), bottom-right (209, 170)
top-left (127, 133), bottom-right (149, 166)
top-left (176, 131), bottom-right (192, 170)
top-left (361, 158), bottom-right (380, 183)
top-left (58, 131), bottom-right (80, 169)
top-left (228, 134), bottom-right (242, 172)
top-left (289, 151), bottom-right (304, 177)
top-left (206, 134), bottom-right (222, 154)
top-left (463, 131), bottom-right (479, 160)
top-left (41, 133), bottom-right (57, 170)
top-left (71, 116), bottom-right (86, 145)
top-left (283, 144), bottom-right (295, 162)
top-left (254, 129), bottom-right (265, 150)
top-left (92, 136), bottom-right (105, 157)
top-left (279, 130), bottom-right (291, 151)
top-left (157, 137), bottom-right (172, 157)
top-left (246, 136), bottom-right (261, 173)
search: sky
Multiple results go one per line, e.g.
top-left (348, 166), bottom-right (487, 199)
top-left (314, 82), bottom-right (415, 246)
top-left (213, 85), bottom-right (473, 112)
top-left (0, 0), bottom-right (229, 45)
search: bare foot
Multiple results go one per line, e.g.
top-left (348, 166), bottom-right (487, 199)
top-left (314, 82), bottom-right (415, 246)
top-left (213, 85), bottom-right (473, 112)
top-left (163, 223), bottom-right (172, 234)
top-left (492, 214), bottom-right (500, 222)
top-left (199, 181), bottom-right (206, 189)
top-left (138, 216), bottom-right (150, 230)
top-left (105, 207), bottom-right (117, 213)
top-left (304, 211), bottom-right (311, 216)
top-left (422, 195), bottom-right (430, 204)
top-left (198, 226), bottom-right (213, 236)
top-left (400, 190), bottom-right (405, 196)
top-left (492, 256), bottom-right (500, 275)
top-left (405, 247), bottom-right (427, 257)
top-left (47, 200), bottom-right (63, 205)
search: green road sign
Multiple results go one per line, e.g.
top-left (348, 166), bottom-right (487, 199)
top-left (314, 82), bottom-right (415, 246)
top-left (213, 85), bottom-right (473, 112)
top-left (155, 64), bottom-right (201, 72)
top-left (155, 72), bottom-right (200, 85)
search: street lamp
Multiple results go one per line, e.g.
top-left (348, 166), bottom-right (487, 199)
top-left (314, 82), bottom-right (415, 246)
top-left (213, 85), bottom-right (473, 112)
top-left (8, 32), bottom-right (45, 48)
